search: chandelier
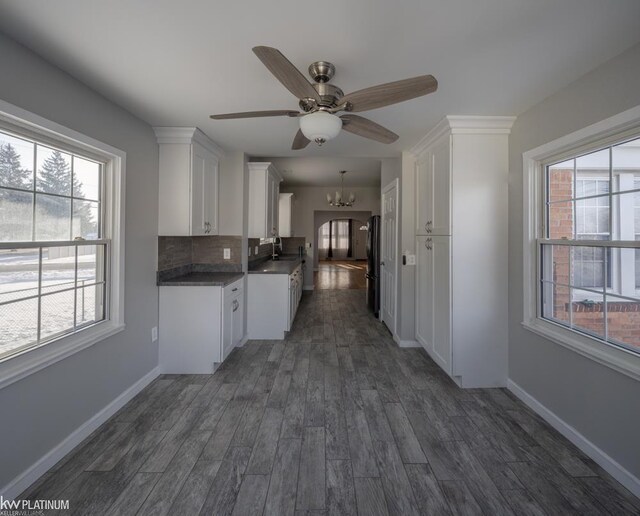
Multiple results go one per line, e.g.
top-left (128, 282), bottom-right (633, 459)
top-left (327, 170), bottom-right (355, 207)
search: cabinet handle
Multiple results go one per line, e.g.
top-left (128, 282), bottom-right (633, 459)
top-left (232, 300), bottom-right (239, 312)
top-left (425, 238), bottom-right (432, 250)
top-left (232, 287), bottom-right (238, 292)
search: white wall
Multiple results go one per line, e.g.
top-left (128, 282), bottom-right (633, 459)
top-left (0, 33), bottom-right (160, 492)
top-left (508, 43), bottom-right (640, 483)
top-left (279, 185), bottom-right (381, 288)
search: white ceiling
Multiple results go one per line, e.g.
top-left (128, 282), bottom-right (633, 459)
top-left (256, 157), bottom-right (382, 187)
top-left (0, 0), bottom-right (639, 162)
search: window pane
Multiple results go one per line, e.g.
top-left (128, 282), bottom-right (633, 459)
top-left (571, 289), bottom-right (605, 340)
top-left (571, 245), bottom-right (607, 289)
top-left (76, 284), bottom-right (104, 327)
top-left (575, 148), bottom-right (609, 186)
top-left (73, 157), bottom-right (100, 201)
top-left (612, 137), bottom-right (640, 193)
top-left (72, 199), bottom-right (99, 239)
top-left (0, 189), bottom-right (33, 241)
top-left (0, 248), bottom-right (39, 303)
top-left (606, 296), bottom-right (640, 351)
top-left (541, 244), bottom-right (571, 285)
top-left (40, 289), bottom-right (75, 341)
top-left (547, 159), bottom-right (574, 202)
top-left (0, 297), bottom-right (38, 358)
top-left (36, 146), bottom-right (72, 196)
top-left (77, 245), bottom-right (103, 285)
top-left (35, 194), bottom-right (71, 241)
top-left (541, 281), bottom-right (570, 324)
top-left (547, 200), bottom-right (574, 239)
top-left (41, 246), bottom-right (76, 295)
top-left (0, 132), bottom-right (34, 190)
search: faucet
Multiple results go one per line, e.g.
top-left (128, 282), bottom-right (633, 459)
top-left (271, 231), bottom-right (282, 260)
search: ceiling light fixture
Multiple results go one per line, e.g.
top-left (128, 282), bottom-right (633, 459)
top-left (327, 170), bottom-right (355, 207)
top-left (299, 111), bottom-right (342, 146)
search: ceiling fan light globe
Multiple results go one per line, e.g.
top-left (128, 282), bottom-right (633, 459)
top-left (299, 111), bottom-right (342, 145)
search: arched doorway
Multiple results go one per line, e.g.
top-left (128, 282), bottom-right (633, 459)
top-left (315, 217), bottom-right (368, 289)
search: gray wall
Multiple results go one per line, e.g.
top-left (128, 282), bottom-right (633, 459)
top-left (508, 43), bottom-right (640, 478)
top-left (0, 33), bottom-right (160, 489)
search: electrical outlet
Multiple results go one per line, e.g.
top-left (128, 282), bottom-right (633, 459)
top-left (223, 248), bottom-right (231, 260)
top-left (151, 326), bottom-right (158, 342)
top-left (255, 246), bottom-right (259, 255)
top-left (406, 254), bottom-right (416, 266)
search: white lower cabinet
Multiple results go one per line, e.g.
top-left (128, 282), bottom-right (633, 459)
top-left (416, 236), bottom-right (451, 374)
top-left (248, 264), bottom-right (302, 339)
top-left (159, 278), bottom-right (244, 373)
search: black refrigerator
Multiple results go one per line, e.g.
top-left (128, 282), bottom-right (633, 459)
top-left (366, 215), bottom-right (381, 316)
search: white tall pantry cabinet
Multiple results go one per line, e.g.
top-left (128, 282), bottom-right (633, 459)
top-left (248, 162), bottom-right (283, 239)
top-left (412, 116), bottom-right (514, 388)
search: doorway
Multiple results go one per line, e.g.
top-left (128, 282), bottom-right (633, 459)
top-left (316, 218), bottom-right (368, 289)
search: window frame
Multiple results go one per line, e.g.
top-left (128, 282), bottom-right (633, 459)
top-left (0, 99), bottom-right (125, 389)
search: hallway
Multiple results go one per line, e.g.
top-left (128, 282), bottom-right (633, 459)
top-left (314, 260), bottom-right (367, 290)
top-left (20, 290), bottom-right (640, 515)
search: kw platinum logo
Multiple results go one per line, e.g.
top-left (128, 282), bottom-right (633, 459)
top-left (0, 496), bottom-right (69, 514)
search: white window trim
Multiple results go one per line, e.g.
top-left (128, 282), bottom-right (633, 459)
top-left (523, 105), bottom-right (640, 381)
top-left (0, 99), bottom-right (125, 389)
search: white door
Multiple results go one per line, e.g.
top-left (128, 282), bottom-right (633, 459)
top-left (380, 179), bottom-right (399, 333)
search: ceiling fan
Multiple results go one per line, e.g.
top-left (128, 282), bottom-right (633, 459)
top-left (210, 46), bottom-right (438, 150)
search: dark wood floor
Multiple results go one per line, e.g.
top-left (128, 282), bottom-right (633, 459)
top-left (315, 260), bottom-right (367, 289)
top-left (20, 289), bottom-right (640, 515)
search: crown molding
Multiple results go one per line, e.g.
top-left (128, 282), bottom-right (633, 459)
top-left (408, 115), bottom-right (516, 156)
top-left (153, 126), bottom-right (225, 158)
top-left (248, 161), bottom-right (284, 182)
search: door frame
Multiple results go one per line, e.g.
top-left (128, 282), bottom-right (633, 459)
top-left (380, 178), bottom-right (400, 336)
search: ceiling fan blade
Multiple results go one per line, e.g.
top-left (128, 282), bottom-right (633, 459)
top-left (341, 115), bottom-right (399, 144)
top-left (292, 129), bottom-right (310, 150)
top-left (340, 75), bottom-right (437, 112)
top-left (253, 46), bottom-right (321, 102)
top-left (210, 110), bottom-right (299, 120)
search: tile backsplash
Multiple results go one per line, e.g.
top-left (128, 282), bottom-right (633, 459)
top-left (158, 235), bottom-right (242, 272)
top-left (248, 237), bottom-right (307, 264)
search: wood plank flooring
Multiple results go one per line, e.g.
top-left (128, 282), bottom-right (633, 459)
top-left (314, 260), bottom-right (367, 289)
top-left (19, 289), bottom-right (640, 515)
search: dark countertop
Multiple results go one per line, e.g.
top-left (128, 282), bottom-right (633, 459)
top-left (158, 271), bottom-right (244, 287)
top-left (248, 256), bottom-right (304, 275)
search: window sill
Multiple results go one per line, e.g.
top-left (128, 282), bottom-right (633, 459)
top-left (0, 321), bottom-right (125, 390)
top-left (521, 317), bottom-right (640, 382)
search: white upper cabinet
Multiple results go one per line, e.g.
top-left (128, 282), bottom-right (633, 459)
top-left (416, 134), bottom-right (451, 236)
top-left (248, 162), bottom-right (284, 238)
top-left (154, 127), bottom-right (223, 236)
top-left (279, 193), bottom-right (294, 237)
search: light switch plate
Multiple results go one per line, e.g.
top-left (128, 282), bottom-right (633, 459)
top-left (151, 326), bottom-right (158, 342)
top-left (406, 254), bottom-right (416, 266)
top-left (223, 248), bottom-right (231, 260)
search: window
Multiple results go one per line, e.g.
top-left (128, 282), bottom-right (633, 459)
top-left (0, 100), bottom-right (124, 387)
top-left (521, 108), bottom-right (640, 379)
top-left (318, 220), bottom-right (351, 259)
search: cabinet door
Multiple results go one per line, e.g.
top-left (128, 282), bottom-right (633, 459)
top-left (204, 153), bottom-right (219, 235)
top-left (231, 292), bottom-right (243, 349)
top-left (271, 175), bottom-right (280, 236)
top-left (431, 136), bottom-right (451, 235)
top-left (222, 294), bottom-right (233, 360)
top-left (415, 236), bottom-right (434, 351)
top-left (191, 146), bottom-right (207, 235)
top-left (431, 236), bottom-right (452, 374)
top-left (266, 174), bottom-right (275, 237)
top-left (415, 153), bottom-right (433, 236)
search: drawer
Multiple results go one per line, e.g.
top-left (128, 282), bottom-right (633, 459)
top-left (224, 278), bottom-right (244, 299)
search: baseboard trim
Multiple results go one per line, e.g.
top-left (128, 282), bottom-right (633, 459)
top-left (1, 366), bottom-right (160, 499)
top-left (507, 379), bottom-right (640, 498)
top-left (393, 334), bottom-right (420, 348)
top-left (239, 335), bottom-right (249, 347)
